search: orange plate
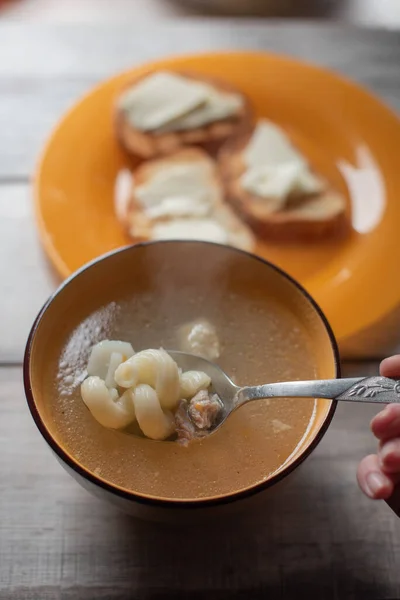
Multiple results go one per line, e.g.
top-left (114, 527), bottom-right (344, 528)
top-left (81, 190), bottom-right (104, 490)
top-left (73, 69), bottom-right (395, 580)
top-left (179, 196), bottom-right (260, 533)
top-left (34, 52), bottom-right (400, 347)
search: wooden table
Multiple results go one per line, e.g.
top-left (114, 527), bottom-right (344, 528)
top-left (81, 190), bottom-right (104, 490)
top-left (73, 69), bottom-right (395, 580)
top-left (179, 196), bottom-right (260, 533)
top-left (0, 22), bottom-right (399, 600)
top-left (1, 0), bottom-right (400, 27)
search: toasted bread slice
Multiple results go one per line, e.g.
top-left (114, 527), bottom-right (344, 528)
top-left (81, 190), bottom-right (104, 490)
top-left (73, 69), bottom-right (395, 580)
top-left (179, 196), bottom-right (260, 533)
top-left (114, 148), bottom-right (255, 252)
top-left (219, 130), bottom-right (348, 241)
top-left (114, 71), bottom-right (252, 160)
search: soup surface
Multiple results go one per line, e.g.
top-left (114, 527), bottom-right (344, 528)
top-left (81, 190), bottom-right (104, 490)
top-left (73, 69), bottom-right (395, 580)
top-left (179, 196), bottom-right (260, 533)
top-left (47, 286), bottom-right (318, 500)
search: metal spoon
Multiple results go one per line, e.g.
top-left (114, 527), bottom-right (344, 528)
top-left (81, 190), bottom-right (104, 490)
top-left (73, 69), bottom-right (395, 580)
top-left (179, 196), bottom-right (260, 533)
top-left (168, 350), bottom-right (400, 435)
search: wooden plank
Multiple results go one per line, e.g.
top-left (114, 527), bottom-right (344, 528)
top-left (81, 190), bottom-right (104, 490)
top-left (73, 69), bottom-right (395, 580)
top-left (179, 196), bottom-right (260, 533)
top-left (0, 23), bottom-right (399, 178)
top-left (0, 78), bottom-right (98, 182)
top-left (2, 1), bottom-right (400, 27)
top-left (1, 363), bottom-right (399, 599)
top-left (0, 185), bottom-right (58, 362)
top-left (0, 0), bottom-right (186, 21)
top-left (0, 22), bottom-right (398, 81)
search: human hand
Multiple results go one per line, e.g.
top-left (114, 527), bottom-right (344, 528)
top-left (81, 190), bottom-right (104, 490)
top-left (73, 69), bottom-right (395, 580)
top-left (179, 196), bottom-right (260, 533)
top-left (357, 355), bottom-right (400, 500)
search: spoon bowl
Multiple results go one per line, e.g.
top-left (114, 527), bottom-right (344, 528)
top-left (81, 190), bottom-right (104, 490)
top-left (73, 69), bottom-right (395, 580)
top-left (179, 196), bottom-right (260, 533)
top-left (169, 350), bottom-right (400, 438)
top-left (168, 350), bottom-right (239, 432)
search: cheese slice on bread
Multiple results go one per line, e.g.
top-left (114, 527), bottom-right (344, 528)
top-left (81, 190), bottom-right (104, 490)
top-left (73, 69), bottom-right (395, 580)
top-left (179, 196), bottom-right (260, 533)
top-left (115, 148), bottom-right (255, 251)
top-left (219, 120), bottom-right (348, 240)
top-left (115, 71), bottom-right (252, 159)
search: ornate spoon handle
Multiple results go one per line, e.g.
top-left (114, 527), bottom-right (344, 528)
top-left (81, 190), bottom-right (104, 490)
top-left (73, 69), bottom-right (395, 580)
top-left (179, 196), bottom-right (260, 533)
top-left (239, 377), bottom-right (400, 405)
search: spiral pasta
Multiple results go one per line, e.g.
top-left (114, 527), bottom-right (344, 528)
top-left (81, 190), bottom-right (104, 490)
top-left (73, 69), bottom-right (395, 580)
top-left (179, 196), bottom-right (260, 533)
top-left (81, 376), bottom-right (136, 429)
top-left (114, 348), bottom-right (180, 410)
top-left (87, 340), bottom-right (134, 380)
top-left (180, 370), bottom-right (211, 399)
top-left (81, 341), bottom-right (217, 442)
top-left (104, 352), bottom-right (123, 389)
top-left (133, 384), bottom-right (176, 441)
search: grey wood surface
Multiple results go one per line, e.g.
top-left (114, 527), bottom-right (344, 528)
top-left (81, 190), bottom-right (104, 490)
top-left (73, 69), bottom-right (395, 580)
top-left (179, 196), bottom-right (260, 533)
top-left (0, 22), bottom-right (399, 600)
top-left (0, 22), bottom-right (399, 181)
top-left (1, 363), bottom-right (399, 600)
top-left (1, 0), bottom-right (400, 27)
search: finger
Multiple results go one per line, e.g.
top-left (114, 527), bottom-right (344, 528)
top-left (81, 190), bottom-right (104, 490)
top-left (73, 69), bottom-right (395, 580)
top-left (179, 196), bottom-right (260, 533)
top-left (378, 438), bottom-right (400, 474)
top-left (380, 355), bottom-right (400, 377)
top-left (371, 404), bottom-right (400, 441)
top-left (357, 454), bottom-right (394, 500)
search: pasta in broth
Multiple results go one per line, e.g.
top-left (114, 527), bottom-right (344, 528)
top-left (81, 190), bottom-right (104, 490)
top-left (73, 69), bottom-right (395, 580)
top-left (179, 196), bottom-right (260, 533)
top-left (80, 344), bottom-right (219, 443)
top-left (50, 289), bottom-right (318, 500)
top-left (114, 349), bottom-right (180, 409)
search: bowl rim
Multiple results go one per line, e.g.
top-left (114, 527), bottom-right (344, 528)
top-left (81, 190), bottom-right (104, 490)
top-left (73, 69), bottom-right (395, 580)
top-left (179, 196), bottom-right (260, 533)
top-left (23, 240), bottom-right (340, 508)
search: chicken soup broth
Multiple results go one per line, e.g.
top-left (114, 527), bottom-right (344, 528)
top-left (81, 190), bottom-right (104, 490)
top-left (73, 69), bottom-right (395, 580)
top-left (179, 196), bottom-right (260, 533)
top-left (45, 274), bottom-right (318, 500)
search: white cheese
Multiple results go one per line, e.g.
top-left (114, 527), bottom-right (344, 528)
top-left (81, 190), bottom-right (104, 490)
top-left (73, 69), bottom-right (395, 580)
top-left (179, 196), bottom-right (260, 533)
top-left (145, 196), bottom-right (212, 220)
top-left (158, 84), bottom-right (243, 133)
top-left (134, 162), bottom-right (217, 211)
top-left (131, 154), bottom-right (233, 245)
top-left (134, 160), bottom-right (220, 224)
top-left (242, 162), bottom-right (323, 211)
top-left (151, 218), bottom-right (228, 244)
top-left (119, 71), bottom-right (207, 131)
top-left (241, 120), bottom-right (324, 206)
top-left (119, 71), bottom-right (243, 133)
top-left (244, 120), bottom-right (306, 169)
top-left (242, 163), bottom-right (303, 209)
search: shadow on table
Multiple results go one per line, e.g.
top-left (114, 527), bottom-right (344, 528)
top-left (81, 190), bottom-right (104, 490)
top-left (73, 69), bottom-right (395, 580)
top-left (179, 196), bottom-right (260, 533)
top-left (99, 467), bottom-right (394, 600)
